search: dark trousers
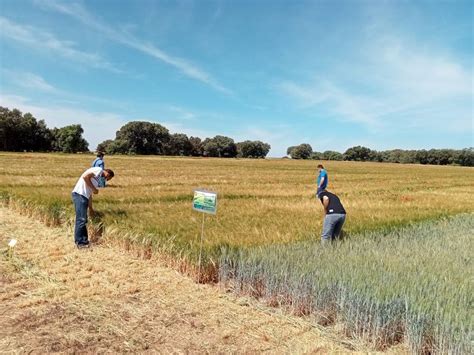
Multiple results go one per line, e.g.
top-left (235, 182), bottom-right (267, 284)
top-left (72, 192), bottom-right (89, 245)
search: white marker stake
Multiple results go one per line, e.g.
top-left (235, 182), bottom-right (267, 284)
top-left (8, 239), bottom-right (17, 258)
top-left (198, 212), bottom-right (205, 282)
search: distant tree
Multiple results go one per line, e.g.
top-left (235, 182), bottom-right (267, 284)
top-left (456, 148), bottom-right (474, 166)
top-left (107, 139), bottom-right (129, 154)
top-left (96, 139), bottom-right (115, 153)
top-left (343, 146), bottom-right (375, 161)
top-left (310, 151), bottom-right (323, 160)
top-left (322, 150), bottom-right (343, 161)
top-left (33, 119), bottom-right (53, 151)
top-left (167, 133), bottom-right (193, 156)
top-left (51, 124), bottom-right (89, 153)
top-left (115, 121), bottom-right (170, 155)
top-left (414, 150), bottom-right (429, 164)
top-left (287, 146), bottom-right (296, 156)
top-left (189, 136), bottom-right (203, 156)
top-left (237, 140), bottom-right (271, 158)
top-left (0, 107), bottom-right (53, 151)
top-left (290, 144), bottom-right (313, 159)
top-left (202, 135), bottom-right (238, 157)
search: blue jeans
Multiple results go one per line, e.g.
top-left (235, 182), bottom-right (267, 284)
top-left (316, 186), bottom-right (327, 198)
top-left (72, 192), bottom-right (89, 245)
top-left (321, 213), bottom-right (346, 242)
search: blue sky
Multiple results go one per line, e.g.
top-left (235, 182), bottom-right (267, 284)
top-left (0, 0), bottom-right (472, 156)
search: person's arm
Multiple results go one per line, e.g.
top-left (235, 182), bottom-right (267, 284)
top-left (321, 196), bottom-right (329, 214)
top-left (319, 176), bottom-right (325, 188)
top-left (83, 172), bottom-right (99, 195)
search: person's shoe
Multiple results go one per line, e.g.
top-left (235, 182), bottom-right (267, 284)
top-left (76, 243), bottom-right (90, 249)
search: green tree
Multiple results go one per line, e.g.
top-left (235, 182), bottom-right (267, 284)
top-left (167, 133), bottom-right (193, 156)
top-left (343, 146), bottom-right (375, 161)
top-left (0, 107), bottom-right (53, 151)
top-left (52, 124), bottom-right (89, 153)
top-left (290, 143), bottom-right (313, 159)
top-left (237, 140), bottom-right (271, 158)
top-left (202, 135), bottom-right (237, 157)
top-left (287, 146), bottom-right (296, 156)
top-left (189, 136), bottom-right (203, 156)
top-left (96, 139), bottom-right (115, 153)
top-left (322, 150), bottom-right (343, 161)
top-left (115, 121), bottom-right (170, 155)
top-left (456, 148), bottom-right (474, 166)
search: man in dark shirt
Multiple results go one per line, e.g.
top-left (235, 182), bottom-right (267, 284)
top-left (317, 190), bottom-right (346, 243)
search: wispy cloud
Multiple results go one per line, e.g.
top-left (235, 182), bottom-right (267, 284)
top-left (36, 0), bottom-right (232, 95)
top-left (2, 70), bottom-right (59, 93)
top-left (278, 80), bottom-right (381, 129)
top-left (1, 70), bottom-right (133, 110)
top-left (278, 34), bottom-right (472, 134)
top-left (166, 105), bottom-right (197, 121)
top-left (0, 17), bottom-right (122, 73)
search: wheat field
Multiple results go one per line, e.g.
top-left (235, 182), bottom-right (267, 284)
top-left (1, 153), bottom-right (473, 260)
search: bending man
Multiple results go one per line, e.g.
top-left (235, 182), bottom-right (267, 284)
top-left (71, 167), bottom-right (114, 248)
top-left (318, 190), bottom-right (346, 244)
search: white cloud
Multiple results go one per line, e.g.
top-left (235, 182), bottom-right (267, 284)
top-left (36, 0), bottom-right (232, 95)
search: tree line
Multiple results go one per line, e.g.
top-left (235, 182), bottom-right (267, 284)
top-left (97, 121), bottom-right (271, 158)
top-left (0, 107), bottom-right (270, 158)
top-left (287, 143), bottom-right (473, 166)
top-left (0, 107), bottom-right (88, 153)
top-left (2, 107), bottom-right (471, 165)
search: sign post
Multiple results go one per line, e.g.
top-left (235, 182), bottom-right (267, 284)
top-left (192, 189), bottom-right (217, 282)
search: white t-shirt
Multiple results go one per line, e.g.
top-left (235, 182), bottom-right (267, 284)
top-left (72, 167), bottom-right (102, 199)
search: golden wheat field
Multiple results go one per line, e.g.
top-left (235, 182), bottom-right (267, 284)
top-left (1, 152), bottom-right (473, 254)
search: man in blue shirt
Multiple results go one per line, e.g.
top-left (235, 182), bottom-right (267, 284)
top-left (316, 164), bottom-right (328, 195)
top-left (91, 152), bottom-right (106, 187)
top-left (92, 152), bottom-right (105, 169)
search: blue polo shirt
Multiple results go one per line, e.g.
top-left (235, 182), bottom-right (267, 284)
top-left (92, 157), bottom-right (104, 169)
top-left (317, 169), bottom-right (328, 190)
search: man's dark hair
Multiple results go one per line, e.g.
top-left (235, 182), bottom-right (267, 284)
top-left (317, 164), bottom-right (324, 169)
top-left (97, 151), bottom-right (104, 157)
top-left (105, 169), bottom-right (114, 178)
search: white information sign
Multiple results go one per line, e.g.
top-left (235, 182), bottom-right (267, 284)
top-left (192, 189), bottom-right (218, 215)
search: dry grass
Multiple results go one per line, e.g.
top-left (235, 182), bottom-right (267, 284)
top-left (0, 206), bottom-right (367, 353)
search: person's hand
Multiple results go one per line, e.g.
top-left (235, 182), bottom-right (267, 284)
top-left (93, 188), bottom-right (99, 194)
top-left (89, 208), bottom-right (95, 217)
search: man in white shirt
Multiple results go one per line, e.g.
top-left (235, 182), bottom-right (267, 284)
top-left (71, 167), bottom-right (114, 248)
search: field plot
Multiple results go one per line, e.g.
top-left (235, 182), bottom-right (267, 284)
top-left (1, 153), bottom-right (473, 352)
top-left (0, 152), bottom-right (473, 262)
top-left (221, 214), bottom-right (473, 353)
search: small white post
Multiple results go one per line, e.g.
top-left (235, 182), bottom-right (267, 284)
top-left (198, 212), bottom-right (205, 282)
